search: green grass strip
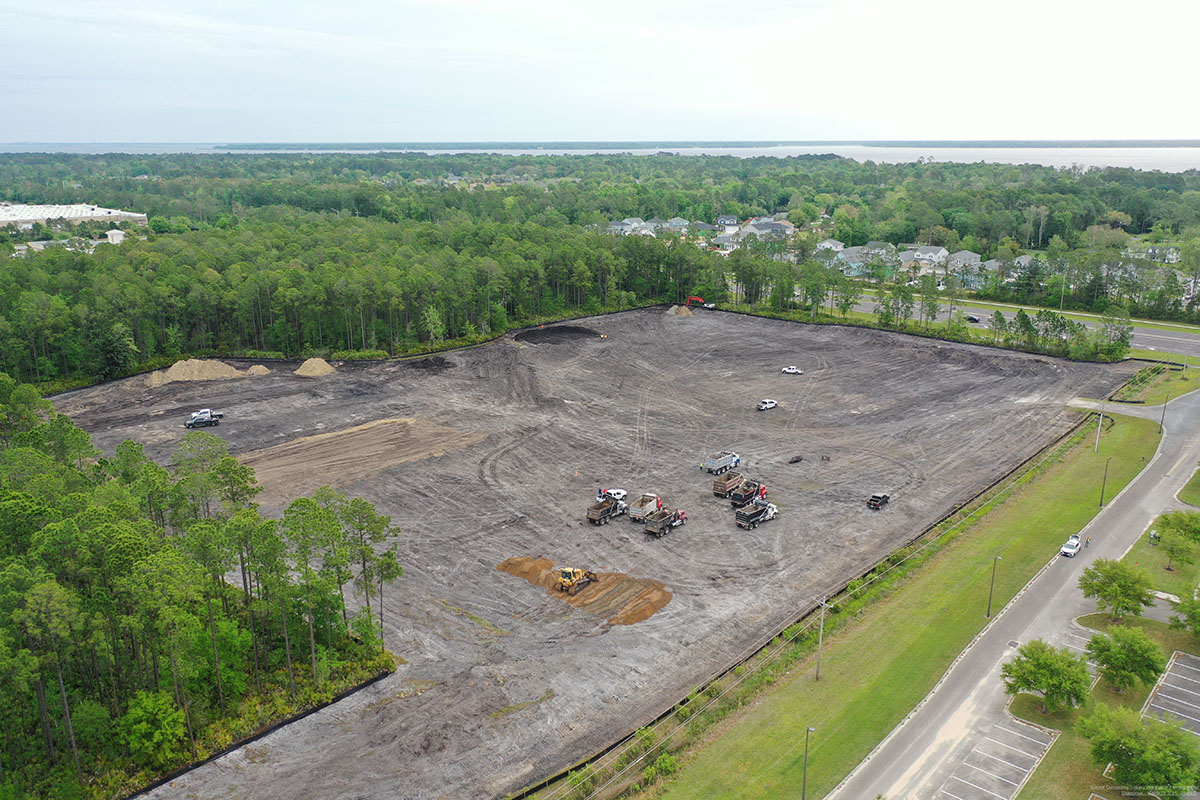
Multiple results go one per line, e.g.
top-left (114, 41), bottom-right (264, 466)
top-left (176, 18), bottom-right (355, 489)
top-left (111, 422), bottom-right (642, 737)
top-left (650, 414), bottom-right (1160, 800)
top-left (1180, 468), bottom-right (1200, 508)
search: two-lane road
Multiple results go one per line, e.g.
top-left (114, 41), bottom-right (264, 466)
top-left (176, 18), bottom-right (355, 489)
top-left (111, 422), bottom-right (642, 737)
top-left (829, 394), bottom-right (1200, 799)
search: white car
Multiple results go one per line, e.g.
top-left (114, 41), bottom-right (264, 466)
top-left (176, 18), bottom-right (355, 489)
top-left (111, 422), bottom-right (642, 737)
top-left (598, 488), bottom-right (628, 502)
top-left (781, 366), bottom-right (804, 375)
top-left (757, 399), bottom-right (778, 411)
top-left (703, 303), bottom-right (717, 309)
top-left (1060, 534), bottom-right (1082, 558)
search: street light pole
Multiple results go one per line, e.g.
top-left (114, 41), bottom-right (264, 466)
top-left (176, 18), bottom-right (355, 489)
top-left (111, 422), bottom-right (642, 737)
top-left (802, 726), bottom-right (815, 800)
top-left (986, 556), bottom-right (1001, 618)
top-left (815, 597), bottom-right (828, 681)
top-left (1094, 397), bottom-right (1105, 453)
top-left (1161, 392), bottom-right (1170, 434)
top-left (1099, 456), bottom-right (1113, 508)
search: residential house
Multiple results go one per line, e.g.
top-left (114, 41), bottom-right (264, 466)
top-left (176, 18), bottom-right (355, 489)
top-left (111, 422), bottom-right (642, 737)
top-left (607, 220), bottom-right (634, 235)
top-left (948, 250), bottom-right (981, 269)
top-left (716, 215), bottom-right (739, 232)
top-left (863, 241), bottom-right (894, 258)
top-left (913, 246), bottom-right (949, 266)
top-left (666, 217), bottom-right (690, 232)
top-left (645, 217), bottom-right (668, 231)
top-left (816, 238), bottom-right (844, 252)
top-left (896, 250), bottom-right (919, 267)
top-left (837, 246), bottom-right (868, 274)
top-left (713, 233), bottom-right (738, 252)
top-left (690, 221), bottom-right (718, 234)
top-left (1013, 254), bottom-right (1038, 270)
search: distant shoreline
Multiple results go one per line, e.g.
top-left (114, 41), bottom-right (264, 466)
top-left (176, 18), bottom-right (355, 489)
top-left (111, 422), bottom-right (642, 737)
top-left (5, 139), bottom-right (1200, 150)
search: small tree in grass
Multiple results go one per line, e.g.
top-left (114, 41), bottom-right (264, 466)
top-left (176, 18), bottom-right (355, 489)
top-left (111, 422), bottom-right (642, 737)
top-left (1161, 530), bottom-right (1196, 571)
top-left (1170, 598), bottom-right (1200, 639)
top-left (1078, 558), bottom-right (1154, 620)
top-left (1000, 639), bottom-right (1090, 714)
top-left (1085, 625), bottom-right (1165, 693)
top-left (1079, 704), bottom-right (1200, 800)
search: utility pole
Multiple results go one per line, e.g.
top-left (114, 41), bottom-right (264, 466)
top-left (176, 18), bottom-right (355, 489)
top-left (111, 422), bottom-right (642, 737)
top-left (1099, 456), bottom-right (1113, 508)
top-left (815, 597), bottom-right (829, 681)
top-left (1161, 392), bottom-right (1170, 434)
top-left (1094, 397), bottom-right (1105, 453)
top-left (986, 556), bottom-right (1001, 617)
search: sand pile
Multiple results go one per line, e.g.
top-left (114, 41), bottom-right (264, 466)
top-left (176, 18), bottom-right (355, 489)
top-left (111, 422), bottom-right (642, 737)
top-left (666, 305), bottom-right (695, 317)
top-left (146, 359), bottom-right (270, 387)
top-left (497, 556), bottom-right (672, 626)
top-left (295, 357), bottom-right (335, 377)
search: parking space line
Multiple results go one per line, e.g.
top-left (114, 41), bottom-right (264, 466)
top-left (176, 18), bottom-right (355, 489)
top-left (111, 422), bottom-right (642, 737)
top-left (1062, 642), bottom-right (1086, 652)
top-left (1174, 661), bottom-right (1200, 675)
top-left (994, 724), bottom-right (1050, 746)
top-left (1064, 630), bottom-right (1091, 642)
top-left (939, 787), bottom-right (969, 800)
top-left (983, 736), bottom-right (1040, 758)
top-left (950, 774), bottom-right (1009, 799)
top-left (973, 747), bottom-right (1032, 773)
top-left (1168, 671), bottom-right (1200, 686)
top-left (1163, 680), bottom-right (1200, 698)
top-left (1149, 702), bottom-right (1200, 725)
top-left (1158, 692), bottom-right (1200, 711)
top-left (965, 760), bottom-right (1019, 786)
top-left (1147, 713), bottom-right (1200, 736)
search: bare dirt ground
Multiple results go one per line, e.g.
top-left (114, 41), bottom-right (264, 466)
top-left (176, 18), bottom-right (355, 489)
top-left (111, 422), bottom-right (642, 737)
top-left (54, 309), bottom-right (1135, 800)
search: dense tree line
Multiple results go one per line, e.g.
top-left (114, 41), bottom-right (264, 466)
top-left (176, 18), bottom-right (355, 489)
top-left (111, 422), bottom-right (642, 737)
top-left (1, 151), bottom-right (1196, 384)
top-left (0, 373), bottom-right (401, 797)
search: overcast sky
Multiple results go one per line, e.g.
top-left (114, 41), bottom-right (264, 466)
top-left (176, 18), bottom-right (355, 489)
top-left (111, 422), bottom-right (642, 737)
top-left (2, 0), bottom-right (1197, 143)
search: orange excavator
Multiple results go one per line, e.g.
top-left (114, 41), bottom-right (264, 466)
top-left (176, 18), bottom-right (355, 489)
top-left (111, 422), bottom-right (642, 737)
top-left (685, 296), bottom-right (705, 307)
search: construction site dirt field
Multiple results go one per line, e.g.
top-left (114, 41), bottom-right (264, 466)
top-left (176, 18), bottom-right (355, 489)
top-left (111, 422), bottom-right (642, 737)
top-left (53, 309), bottom-right (1135, 800)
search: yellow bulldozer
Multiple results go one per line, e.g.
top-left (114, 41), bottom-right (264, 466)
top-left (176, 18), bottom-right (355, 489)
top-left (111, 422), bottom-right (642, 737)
top-left (556, 567), bottom-right (598, 595)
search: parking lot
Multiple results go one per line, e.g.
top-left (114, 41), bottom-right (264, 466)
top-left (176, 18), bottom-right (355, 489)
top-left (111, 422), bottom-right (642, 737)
top-left (937, 720), bottom-right (1057, 800)
top-left (1144, 651), bottom-right (1200, 735)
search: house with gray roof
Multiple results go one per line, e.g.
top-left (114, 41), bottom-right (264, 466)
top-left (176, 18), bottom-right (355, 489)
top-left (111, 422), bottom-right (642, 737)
top-left (948, 250), bottom-right (981, 269)
top-left (816, 238), bottom-right (844, 252)
top-left (913, 246), bottom-right (948, 265)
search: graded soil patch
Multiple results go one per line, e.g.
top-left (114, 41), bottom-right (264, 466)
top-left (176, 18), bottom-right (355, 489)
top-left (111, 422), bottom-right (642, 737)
top-left (240, 418), bottom-right (487, 503)
top-left (514, 324), bottom-right (598, 344)
top-left (497, 556), bottom-right (673, 625)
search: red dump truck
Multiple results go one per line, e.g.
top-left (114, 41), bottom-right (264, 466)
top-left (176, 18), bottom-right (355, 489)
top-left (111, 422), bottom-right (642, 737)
top-left (712, 471), bottom-right (745, 498)
top-left (644, 506), bottom-right (687, 537)
top-left (628, 493), bottom-right (662, 523)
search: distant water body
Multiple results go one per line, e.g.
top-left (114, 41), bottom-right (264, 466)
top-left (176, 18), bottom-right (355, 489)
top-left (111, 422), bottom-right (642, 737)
top-left (3, 142), bottom-right (1199, 172)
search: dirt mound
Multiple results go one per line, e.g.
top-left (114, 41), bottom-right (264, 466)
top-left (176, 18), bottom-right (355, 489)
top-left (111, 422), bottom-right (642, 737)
top-left (514, 325), bottom-right (599, 345)
top-left (666, 305), bottom-right (695, 317)
top-left (496, 556), bottom-right (672, 626)
top-left (146, 359), bottom-right (265, 387)
top-left (294, 357), bottom-right (335, 377)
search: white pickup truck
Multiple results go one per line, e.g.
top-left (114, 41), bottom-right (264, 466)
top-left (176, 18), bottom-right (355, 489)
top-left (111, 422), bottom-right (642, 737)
top-left (184, 409), bottom-right (224, 428)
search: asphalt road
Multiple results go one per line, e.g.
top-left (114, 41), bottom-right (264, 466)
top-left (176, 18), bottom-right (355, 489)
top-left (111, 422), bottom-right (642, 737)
top-left (828, 393), bottom-right (1200, 800)
top-left (853, 294), bottom-right (1200, 359)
